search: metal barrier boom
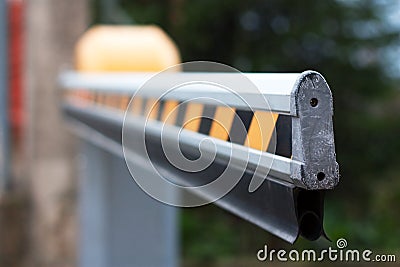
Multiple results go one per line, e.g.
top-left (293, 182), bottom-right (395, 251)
top-left (60, 70), bottom-right (339, 243)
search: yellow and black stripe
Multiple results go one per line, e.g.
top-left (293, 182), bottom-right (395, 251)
top-left (66, 92), bottom-right (292, 158)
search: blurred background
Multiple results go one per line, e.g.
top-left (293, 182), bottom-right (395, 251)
top-left (0, 0), bottom-right (399, 266)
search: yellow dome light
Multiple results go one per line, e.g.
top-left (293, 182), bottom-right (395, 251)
top-left (75, 25), bottom-right (181, 72)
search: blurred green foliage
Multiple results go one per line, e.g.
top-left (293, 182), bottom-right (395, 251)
top-left (93, 0), bottom-right (400, 262)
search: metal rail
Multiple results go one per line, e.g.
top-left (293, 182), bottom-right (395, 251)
top-left (60, 71), bottom-right (299, 114)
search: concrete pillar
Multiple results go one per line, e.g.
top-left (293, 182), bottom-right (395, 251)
top-left (25, 1), bottom-right (89, 266)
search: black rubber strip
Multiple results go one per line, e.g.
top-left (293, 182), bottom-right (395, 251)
top-left (156, 100), bottom-right (165, 121)
top-left (175, 102), bottom-right (187, 127)
top-left (267, 115), bottom-right (292, 158)
top-left (198, 105), bottom-right (216, 135)
top-left (229, 110), bottom-right (254, 144)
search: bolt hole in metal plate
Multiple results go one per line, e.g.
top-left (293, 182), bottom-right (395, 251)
top-left (310, 98), bottom-right (318, 107)
top-left (317, 172), bottom-right (325, 181)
